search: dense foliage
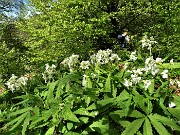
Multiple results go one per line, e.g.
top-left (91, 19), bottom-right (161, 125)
top-left (0, 0), bottom-right (180, 135)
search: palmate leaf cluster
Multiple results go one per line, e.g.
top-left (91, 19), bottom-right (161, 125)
top-left (1, 49), bottom-right (180, 135)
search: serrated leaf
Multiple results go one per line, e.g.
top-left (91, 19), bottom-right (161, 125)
top-left (121, 118), bottom-right (144, 135)
top-left (143, 117), bottom-right (153, 135)
top-left (63, 107), bottom-right (80, 122)
top-left (153, 114), bottom-right (180, 131)
top-left (96, 98), bottom-right (114, 108)
top-left (110, 111), bottom-right (130, 127)
top-left (8, 107), bottom-right (32, 117)
top-left (168, 108), bottom-right (180, 120)
top-left (149, 115), bottom-right (171, 135)
top-left (4, 112), bottom-right (28, 131)
top-left (47, 81), bottom-right (58, 103)
top-left (128, 110), bottom-right (144, 118)
top-left (22, 113), bottom-right (31, 135)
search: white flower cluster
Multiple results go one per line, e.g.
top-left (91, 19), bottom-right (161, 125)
top-left (82, 74), bottom-right (88, 86)
top-left (90, 49), bottom-right (120, 65)
top-left (61, 54), bottom-right (79, 71)
top-left (42, 63), bottom-right (56, 83)
top-left (80, 61), bottom-right (90, 69)
top-left (123, 56), bottom-right (169, 89)
top-left (129, 51), bottom-right (137, 61)
top-left (141, 35), bottom-right (157, 50)
top-left (169, 79), bottom-right (180, 88)
top-left (5, 74), bottom-right (28, 92)
top-left (144, 57), bottom-right (159, 76)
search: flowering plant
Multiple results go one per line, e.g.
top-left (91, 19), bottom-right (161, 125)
top-left (1, 36), bottom-right (180, 135)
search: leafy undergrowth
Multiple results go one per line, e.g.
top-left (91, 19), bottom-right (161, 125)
top-left (0, 36), bottom-right (180, 135)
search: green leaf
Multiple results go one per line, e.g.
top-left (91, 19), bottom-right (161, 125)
top-left (110, 110), bottom-right (131, 127)
top-left (104, 73), bottom-right (111, 92)
top-left (47, 81), bottom-right (58, 103)
top-left (96, 98), bottom-right (115, 108)
top-left (121, 118), bottom-right (144, 135)
top-left (64, 132), bottom-right (81, 135)
top-left (168, 108), bottom-right (180, 120)
top-left (22, 113), bottom-right (31, 135)
top-left (148, 79), bottom-right (154, 94)
top-left (149, 115), bottom-right (171, 135)
top-left (143, 117), bottom-right (153, 135)
top-left (67, 122), bottom-right (73, 130)
top-left (45, 126), bottom-right (55, 135)
top-left (63, 107), bottom-right (80, 122)
top-left (8, 107), bottom-right (32, 117)
top-left (4, 112), bottom-right (28, 131)
top-left (128, 110), bottom-right (144, 118)
top-left (112, 83), bottom-right (117, 98)
top-left (152, 114), bottom-right (180, 131)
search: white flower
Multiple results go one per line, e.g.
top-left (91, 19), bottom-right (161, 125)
top-left (155, 58), bottom-right (163, 63)
top-left (177, 81), bottom-right (180, 88)
top-left (169, 79), bottom-right (175, 86)
top-left (90, 49), bottom-right (114, 65)
top-left (110, 54), bottom-right (121, 61)
top-left (61, 54), bottom-right (79, 71)
top-left (141, 35), bottom-right (157, 50)
top-left (124, 63), bottom-right (128, 69)
top-left (82, 74), bottom-right (87, 86)
top-left (123, 79), bottom-right (132, 88)
top-left (131, 74), bottom-right (141, 84)
top-left (17, 76), bottom-right (28, 86)
top-left (169, 102), bottom-right (176, 108)
top-left (144, 80), bottom-right (151, 90)
top-left (80, 61), bottom-right (90, 69)
top-left (151, 67), bottom-right (159, 76)
top-left (170, 59), bottom-right (174, 65)
top-left (91, 73), bottom-right (97, 78)
top-left (130, 51), bottom-right (137, 61)
top-left (132, 68), bottom-right (143, 75)
top-left (161, 70), bottom-right (168, 79)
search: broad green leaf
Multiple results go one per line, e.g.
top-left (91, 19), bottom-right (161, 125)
top-left (143, 117), bottom-right (153, 135)
top-left (104, 73), bottom-right (111, 92)
top-left (84, 117), bottom-right (117, 134)
top-left (153, 114), bottom-right (180, 131)
top-left (149, 115), bottom-right (171, 135)
top-left (148, 79), bottom-right (154, 94)
top-left (121, 118), bottom-right (144, 135)
top-left (159, 62), bottom-right (180, 69)
top-left (67, 122), bottom-right (73, 130)
top-left (79, 117), bottom-right (89, 124)
top-left (63, 107), bottom-right (80, 122)
top-left (96, 98), bottom-right (115, 108)
top-left (86, 77), bottom-right (92, 88)
top-left (47, 81), bottom-right (58, 103)
top-left (45, 126), bottom-right (55, 135)
top-left (112, 83), bottom-right (117, 98)
top-left (110, 111), bottom-right (131, 127)
top-left (117, 90), bottom-right (131, 101)
top-left (128, 110), bottom-right (144, 118)
top-left (74, 108), bottom-right (87, 115)
top-left (168, 108), bottom-right (180, 120)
